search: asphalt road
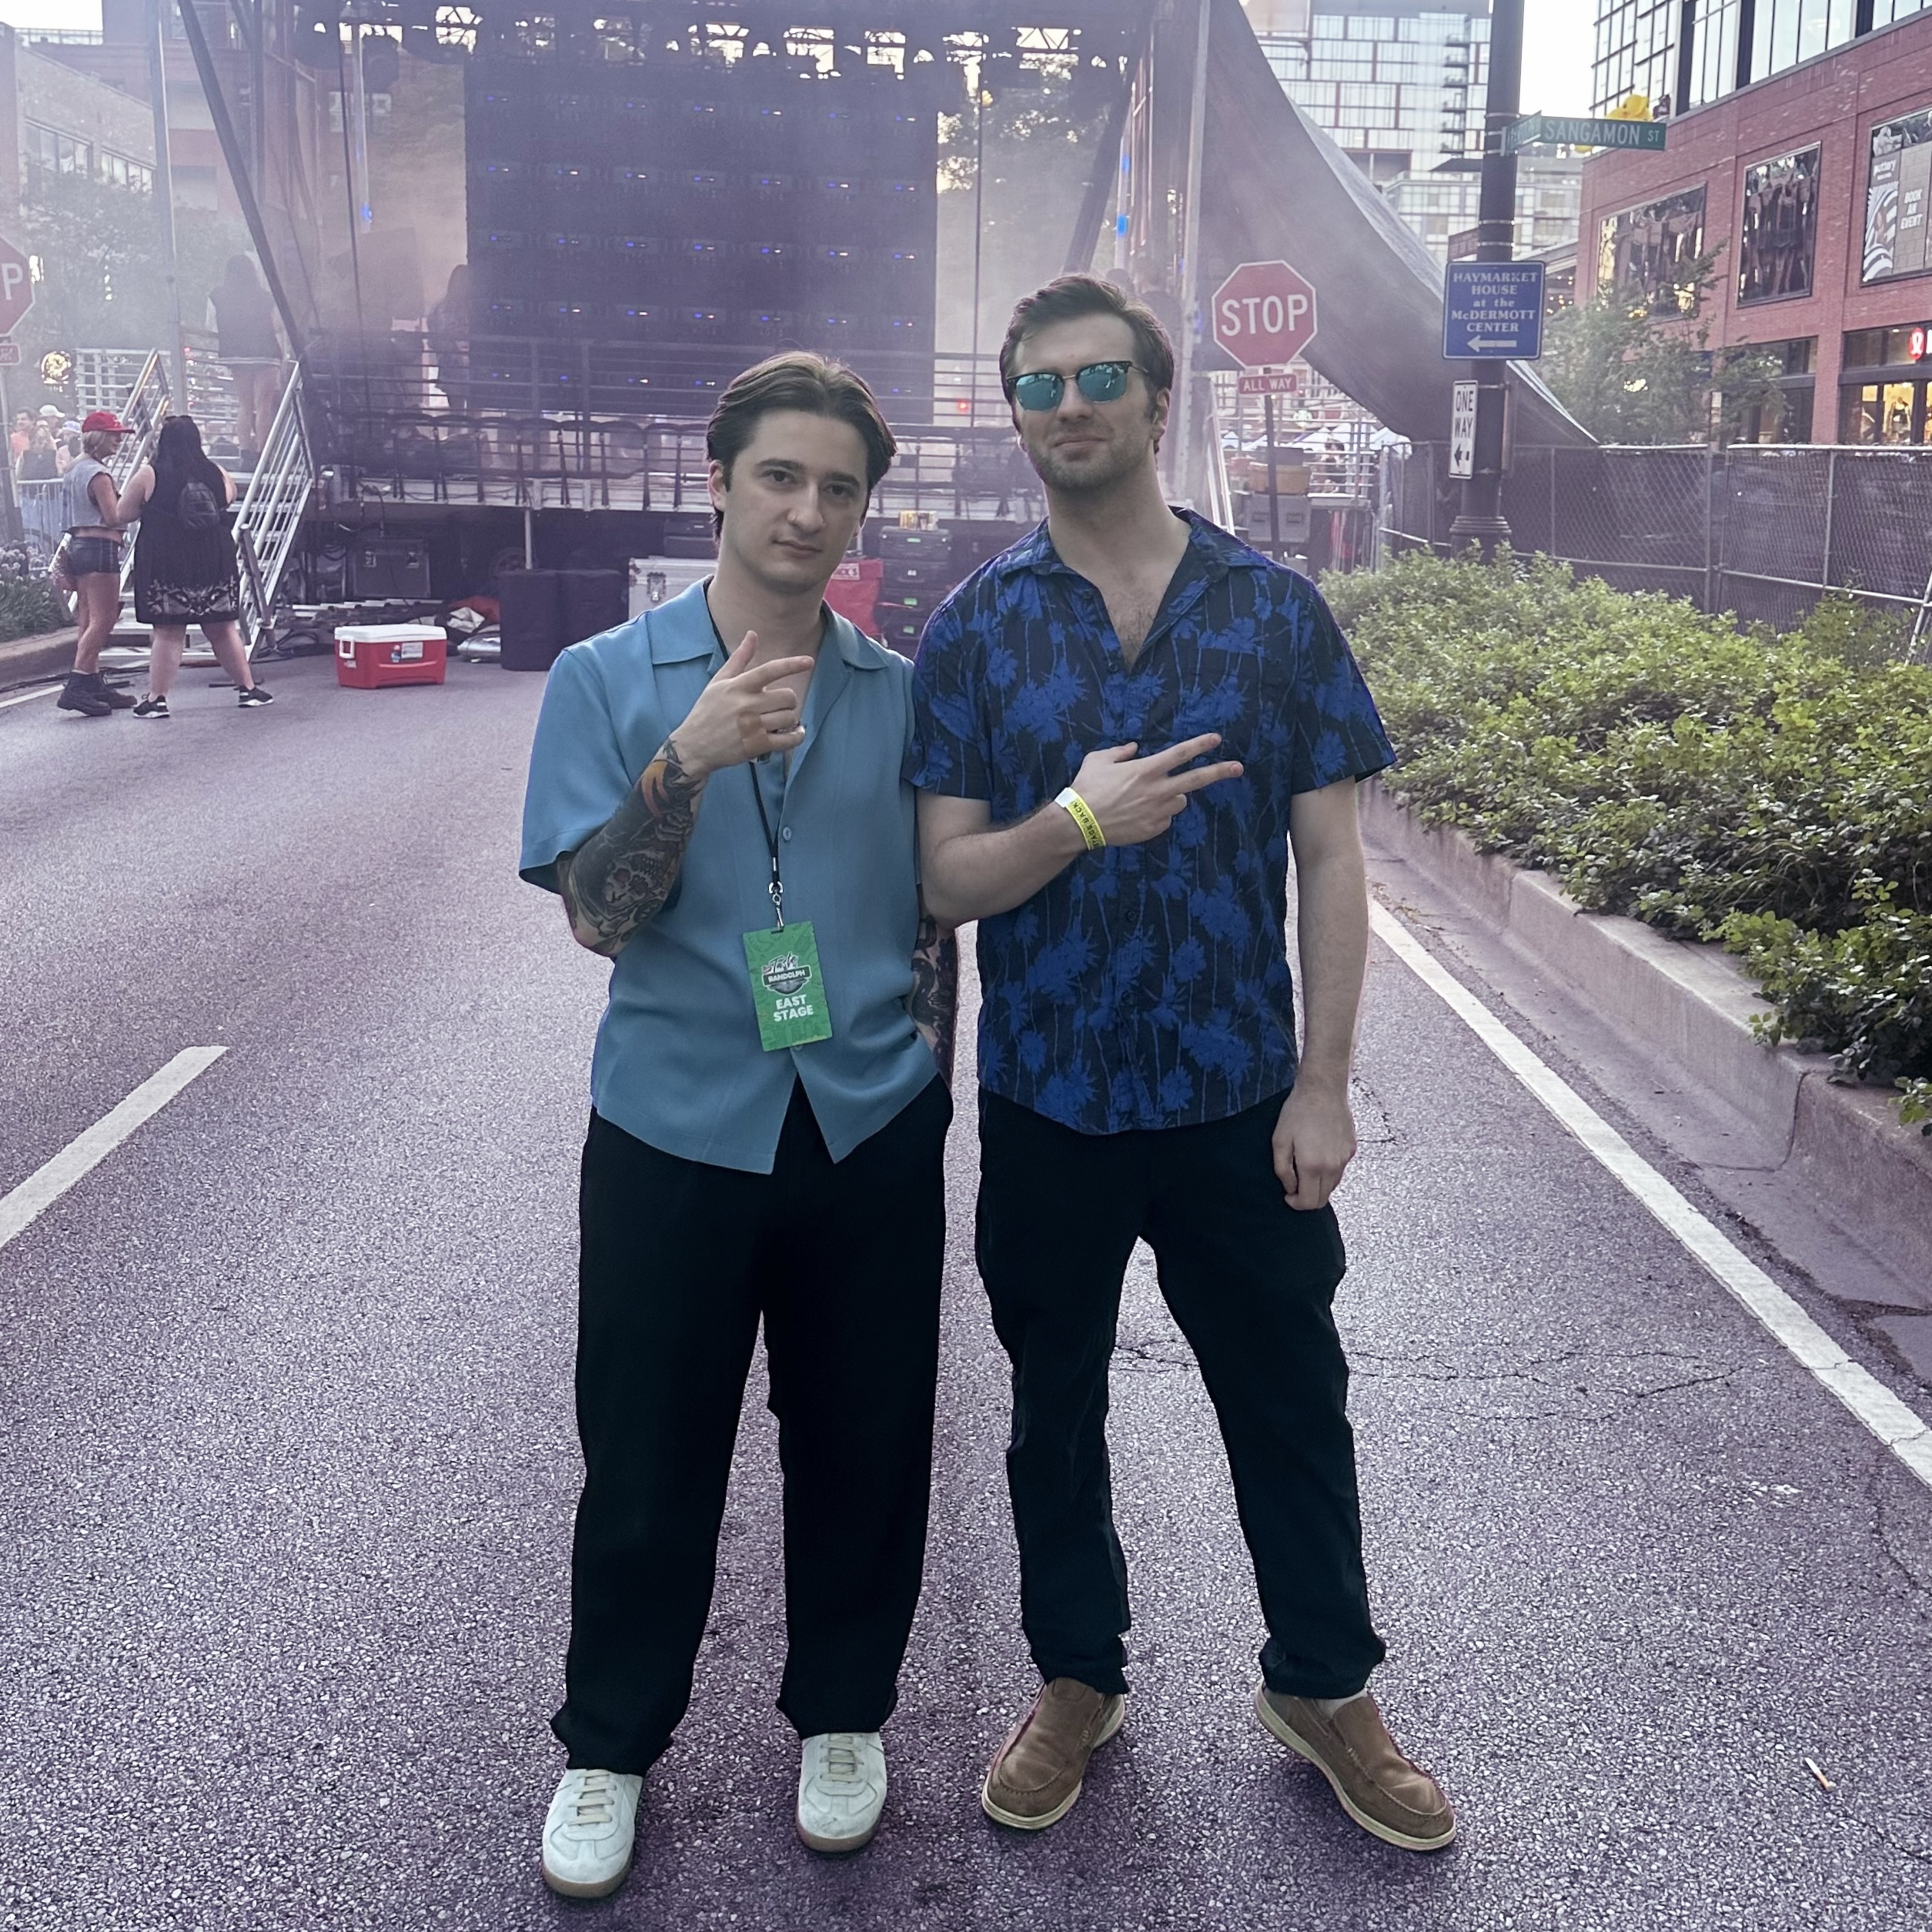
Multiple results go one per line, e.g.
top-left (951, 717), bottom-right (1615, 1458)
top-left (2, 654), bottom-right (1929, 1932)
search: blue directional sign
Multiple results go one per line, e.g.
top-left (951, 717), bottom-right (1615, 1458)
top-left (1442, 260), bottom-right (1546, 360)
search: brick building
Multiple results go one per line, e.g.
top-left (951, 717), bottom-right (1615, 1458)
top-left (1577, 7), bottom-right (1932, 443)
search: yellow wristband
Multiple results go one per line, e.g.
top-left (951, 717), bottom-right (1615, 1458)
top-left (1055, 787), bottom-right (1106, 852)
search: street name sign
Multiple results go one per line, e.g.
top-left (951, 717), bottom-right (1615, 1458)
top-left (0, 236), bottom-right (32, 338)
top-left (1212, 261), bottom-right (1317, 368)
top-left (1503, 113), bottom-right (1667, 154)
top-left (1443, 260), bottom-right (1545, 359)
top-left (1449, 380), bottom-right (1478, 478)
top-left (1237, 368), bottom-right (1299, 396)
top-left (0, 343), bottom-right (20, 369)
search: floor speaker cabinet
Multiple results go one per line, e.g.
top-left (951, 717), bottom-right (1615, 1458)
top-left (499, 569), bottom-right (564, 674)
top-left (560, 570), bottom-right (627, 646)
top-left (349, 533), bottom-right (431, 600)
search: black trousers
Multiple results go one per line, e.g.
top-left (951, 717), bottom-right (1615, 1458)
top-left (553, 1077), bottom-right (951, 1773)
top-left (976, 1089), bottom-right (1386, 1703)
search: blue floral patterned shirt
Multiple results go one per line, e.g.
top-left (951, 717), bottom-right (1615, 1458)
top-left (905, 510), bottom-right (1396, 1136)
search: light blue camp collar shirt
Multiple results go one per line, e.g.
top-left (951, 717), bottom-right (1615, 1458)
top-left (520, 580), bottom-right (936, 1175)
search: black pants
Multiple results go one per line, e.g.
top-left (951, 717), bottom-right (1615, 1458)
top-left (976, 1089), bottom-right (1386, 1703)
top-left (553, 1077), bottom-right (951, 1773)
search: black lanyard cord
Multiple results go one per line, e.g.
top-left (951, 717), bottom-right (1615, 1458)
top-left (706, 589), bottom-right (787, 929)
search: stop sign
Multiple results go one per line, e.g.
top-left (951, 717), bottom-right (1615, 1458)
top-left (0, 234), bottom-right (32, 336)
top-left (1211, 260), bottom-right (1317, 368)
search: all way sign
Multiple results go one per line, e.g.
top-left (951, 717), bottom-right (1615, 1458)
top-left (1442, 260), bottom-right (1545, 360)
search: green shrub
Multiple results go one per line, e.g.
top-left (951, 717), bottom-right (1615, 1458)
top-left (0, 575), bottom-right (70, 643)
top-left (1331, 553), bottom-right (1932, 1118)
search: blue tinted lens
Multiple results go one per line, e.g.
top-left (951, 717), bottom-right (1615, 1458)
top-left (1011, 371), bottom-right (1065, 411)
top-left (1076, 361), bottom-right (1132, 402)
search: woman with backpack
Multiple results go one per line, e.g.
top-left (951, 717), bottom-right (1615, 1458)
top-left (115, 415), bottom-right (272, 717)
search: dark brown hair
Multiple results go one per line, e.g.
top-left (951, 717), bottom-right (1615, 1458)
top-left (706, 352), bottom-right (896, 534)
top-left (998, 274), bottom-right (1175, 402)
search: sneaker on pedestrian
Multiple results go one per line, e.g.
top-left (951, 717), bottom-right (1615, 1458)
top-left (236, 682), bottom-right (274, 707)
top-left (1254, 1687), bottom-right (1455, 1851)
top-left (981, 1678), bottom-right (1125, 1830)
top-left (540, 1767), bottom-right (643, 1900)
top-left (132, 694), bottom-right (169, 719)
top-left (796, 1730), bottom-right (887, 1853)
top-left (55, 672), bottom-right (112, 717)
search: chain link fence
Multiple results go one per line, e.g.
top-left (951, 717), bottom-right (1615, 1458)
top-left (1380, 443), bottom-right (1932, 657)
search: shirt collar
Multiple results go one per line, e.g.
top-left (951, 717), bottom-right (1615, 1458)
top-left (991, 507), bottom-right (1254, 583)
top-left (644, 577), bottom-right (884, 669)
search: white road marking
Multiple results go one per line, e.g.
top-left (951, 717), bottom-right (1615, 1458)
top-left (0, 684), bottom-right (60, 710)
top-left (1369, 902), bottom-right (1932, 1491)
top-left (0, 1048), bottom-right (227, 1252)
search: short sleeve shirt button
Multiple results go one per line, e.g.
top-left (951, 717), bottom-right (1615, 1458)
top-left (781, 827), bottom-right (794, 841)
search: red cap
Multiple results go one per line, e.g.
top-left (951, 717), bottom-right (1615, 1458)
top-left (81, 409), bottom-right (130, 436)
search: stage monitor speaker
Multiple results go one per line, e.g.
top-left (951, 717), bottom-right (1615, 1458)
top-left (500, 569), bottom-right (564, 674)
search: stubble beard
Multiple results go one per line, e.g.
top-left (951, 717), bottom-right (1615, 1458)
top-left (1026, 416), bottom-right (1159, 500)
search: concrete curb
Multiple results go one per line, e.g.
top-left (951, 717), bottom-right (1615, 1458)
top-left (1359, 780), bottom-right (1931, 1292)
top-left (0, 627), bottom-right (79, 691)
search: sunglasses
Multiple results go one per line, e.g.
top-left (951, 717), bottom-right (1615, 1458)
top-left (1009, 360), bottom-right (1141, 412)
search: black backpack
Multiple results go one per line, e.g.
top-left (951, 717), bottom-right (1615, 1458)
top-left (179, 479), bottom-right (221, 532)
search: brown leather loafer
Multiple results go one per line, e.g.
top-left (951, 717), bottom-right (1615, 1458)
top-left (1255, 1688), bottom-right (1456, 1851)
top-left (981, 1678), bottom-right (1127, 1830)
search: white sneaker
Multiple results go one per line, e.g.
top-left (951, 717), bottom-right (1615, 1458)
top-left (796, 1730), bottom-right (887, 1853)
top-left (541, 1767), bottom-right (643, 1899)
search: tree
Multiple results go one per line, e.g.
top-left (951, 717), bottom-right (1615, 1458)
top-left (1543, 256), bottom-right (1785, 446)
top-left (12, 170), bottom-right (252, 413)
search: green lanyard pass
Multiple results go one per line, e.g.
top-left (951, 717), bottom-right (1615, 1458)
top-left (707, 597), bottom-right (834, 1053)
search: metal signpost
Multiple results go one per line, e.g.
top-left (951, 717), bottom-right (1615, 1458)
top-left (1212, 262), bottom-right (1319, 559)
top-left (0, 233), bottom-right (35, 545)
top-left (1445, 0), bottom-right (1524, 557)
top-left (1442, 260), bottom-right (1546, 360)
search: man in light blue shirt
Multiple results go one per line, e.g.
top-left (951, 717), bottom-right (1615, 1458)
top-left (519, 353), bottom-right (955, 1897)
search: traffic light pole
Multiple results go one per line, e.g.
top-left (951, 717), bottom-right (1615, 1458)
top-left (1449, 0), bottom-right (1523, 558)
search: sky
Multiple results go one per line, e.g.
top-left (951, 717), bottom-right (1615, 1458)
top-left (0, 0), bottom-right (1599, 112)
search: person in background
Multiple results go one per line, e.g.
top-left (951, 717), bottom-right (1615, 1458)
top-left (9, 412), bottom-right (32, 464)
top-left (427, 263), bottom-right (471, 416)
top-left (18, 422), bottom-right (59, 482)
top-left (113, 415), bottom-right (272, 717)
top-left (55, 430), bottom-right (79, 477)
top-left (55, 411), bottom-right (135, 718)
top-left (207, 255), bottom-right (284, 465)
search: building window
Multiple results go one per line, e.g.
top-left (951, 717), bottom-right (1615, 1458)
top-left (1739, 147), bottom-right (1820, 303)
top-left (1599, 186), bottom-right (1707, 315)
top-left (1864, 106), bottom-right (1932, 283)
top-left (1840, 379), bottom-right (1932, 442)
top-left (98, 151), bottom-right (153, 195)
top-left (1591, 0), bottom-right (1680, 116)
top-left (22, 122), bottom-right (92, 193)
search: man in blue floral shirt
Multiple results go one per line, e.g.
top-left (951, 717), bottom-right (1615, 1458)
top-left (910, 275), bottom-right (1454, 1852)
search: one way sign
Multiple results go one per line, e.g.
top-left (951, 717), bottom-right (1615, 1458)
top-left (1442, 260), bottom-right (1544, 360)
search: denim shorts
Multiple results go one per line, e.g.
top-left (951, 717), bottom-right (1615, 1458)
top-left (65, 536), bottom-right (121, 577)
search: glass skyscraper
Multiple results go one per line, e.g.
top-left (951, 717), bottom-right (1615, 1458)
top-left (1592, 0), bottom-right (1932, 115)
top-left (1248, 0), bottom-right (1491, 182)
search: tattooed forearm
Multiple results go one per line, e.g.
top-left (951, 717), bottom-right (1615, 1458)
top-left (558, 737), bottom-right (706, 956)
top-left (908, 908), bottom-right (960, 1085)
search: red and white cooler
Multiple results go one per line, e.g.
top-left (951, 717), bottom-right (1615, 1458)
top-left (334, 623), bottom-right (448, 690)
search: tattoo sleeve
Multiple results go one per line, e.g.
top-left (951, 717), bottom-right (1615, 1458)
top-left (557, 737), bottom-right (706, 956)
top-left (908, 905), bottom-right (960, 1086)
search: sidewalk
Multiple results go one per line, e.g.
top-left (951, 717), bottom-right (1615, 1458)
top-left (1359, 779), bottom-right (1932, 1320)
top-left (0, 624), bottom-right (77, 690)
